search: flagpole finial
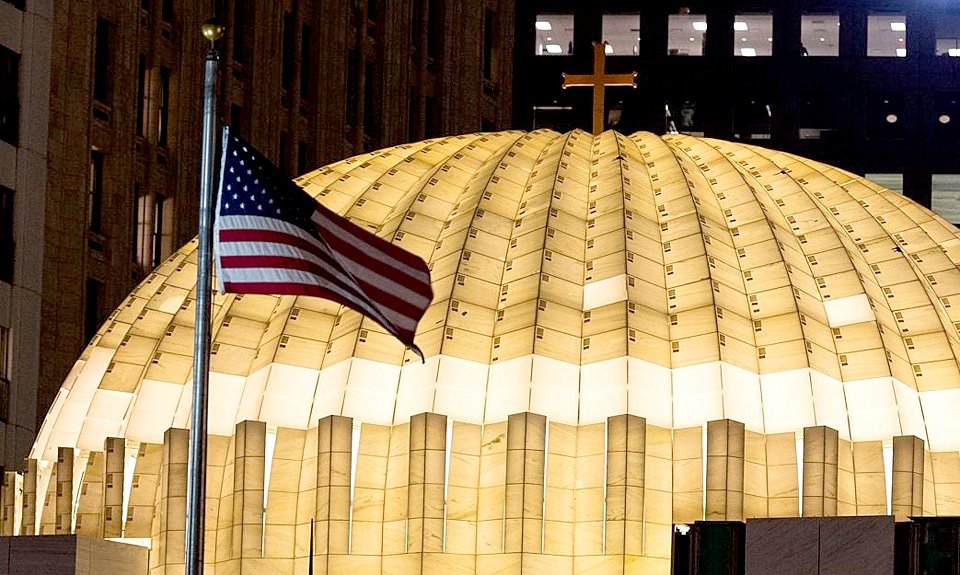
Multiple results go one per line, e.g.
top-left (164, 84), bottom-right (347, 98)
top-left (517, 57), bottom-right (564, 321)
top-left (201, 18), bottom-right (225, 45)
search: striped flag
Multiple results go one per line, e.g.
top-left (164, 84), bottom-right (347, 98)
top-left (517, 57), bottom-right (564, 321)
top-left (213, 128), bottom-right (433, 360)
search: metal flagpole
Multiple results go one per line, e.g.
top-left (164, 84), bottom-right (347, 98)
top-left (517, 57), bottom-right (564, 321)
top-left (187, 20), bottom-right (224, 575)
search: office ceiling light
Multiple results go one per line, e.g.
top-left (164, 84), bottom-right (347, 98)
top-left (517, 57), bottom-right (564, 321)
top-left (734, 21), bottom-right (748, 31)
top-left (896, 48), bottom-right (907, 57)
top-left (605, 43), bottom-right (613, 54)
top-left (545, 44), bottom-right (563, 54)
top-left (692, 21), bottom-right (707, 31)
top-left (740, 47), bottom-right (757, 56)
top-left (535, 21), bottom-right (552, 31)
top-left (890, 22), bottom-right (906, 32)
top-left (950, 48), bottom-right (960, 57)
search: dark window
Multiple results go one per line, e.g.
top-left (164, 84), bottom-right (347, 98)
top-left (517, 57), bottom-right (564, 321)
top-left (233, 0), bottom-right (250, 63)
top-left (734, 98), bottom-right (772, 139)
top-left (279, 130), bottom-right (290, 175)
top-left (131, 183), bottom-right (140, 264)
top-left (427, 0), bottom-right (443, 60)
top-left (411, 0), bottom-right (424, 51)
top-left (0, 186), bottom-right (12, 283)
top-left (0, 326), bottom-right (8, 423)
top-left (408, 88), bottom-right (419, 140)
top-left (799, 93), bottom-right (839, 140)
top-left (367, 0), bottom-right (380, 22)
top-left (161, 0), bottom-right (173, 24)
top-left (88, 150), bottom-right (104, 234)
top-left (425, 96), bottom-right (440, 138)
top-left (0, 46), bottom-right (18, 146)
top-left (363, 61), bottom-right (380, 138)
top-left (93, 19), bottom-right (113, 104)
top-left (281, 11), bottom-right (295, 95)
top-left (136, 55), bottom-right (147, 136)
top-left (346, 49), bottom-right (359, 126)
top-left (84, 279), bottom-right (105, 343)
top-left (300, 25), bottom-right (313, 105)
top-left (152, 195), bottom-right (165, 267)
top-left (2, 0), bottom-right (25, 11)
top-left (157, 67), bottom-right (170, 146)
top-left (140, 0), bottom-right (149, 11)
top-left (867, 93), bottom-right (904, 139)
top-left (230, 103), bottom-right (249, 137)
top-left (935, 92), bottom-right (960, 139)
top-left (297, 140), bottom-right (309, 175)
top-left (483, 10), bottom-right (495, 81)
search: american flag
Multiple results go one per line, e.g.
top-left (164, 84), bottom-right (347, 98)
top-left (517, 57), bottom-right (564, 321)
top-left (214, 129), bottom-right (433, 360)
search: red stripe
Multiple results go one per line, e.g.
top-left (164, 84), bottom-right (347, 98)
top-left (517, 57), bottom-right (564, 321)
top-left (314, 201), bottom-right (432, 274)
top-left (219, 254), bottom-right (425, 324)
top-left (220, 225), bottom-right (433, 302)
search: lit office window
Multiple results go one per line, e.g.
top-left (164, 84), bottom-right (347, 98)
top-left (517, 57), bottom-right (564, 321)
top-left (867, 14), bottom-right (906, 57)
top-left (864, 174), bottom-right (903, 195)
top-left (734, 14), bottom-right (772, 57)
top-left (801, 13), bottom-right (840, 56)
top-left (935, 16), bottom-right (960, 56)
top-left (668, 13), bottom-right (707, 56)
top-left (535, 14), bottom-right (573, 56)
top-left (933, 174), bottom-right (960, 224)
top-left (602, 14), bottom-right (640, 56)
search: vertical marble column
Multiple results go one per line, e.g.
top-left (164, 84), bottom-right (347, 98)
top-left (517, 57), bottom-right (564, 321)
top-left (55, 447), bottom-right (74, 533)
top-left (743, 430), bottom-right (768, 518)
top-left (126, 443), bottom-right (162, 538)
top-left (766, 432), bottom-right (799, 517)
top-left (75, 452), bottom-right (104, 537)
top-left (263, 428), bottom-right (306, 570)
top-left (672, 427), bottom-right (703, 523)
top-left (39, 457), bottom-right (56, 534)
top-left (20, 459), bottom-right (36, 535)
top-left (706, 419), bottom-right (745, 521)
top-left (605, 414), bottom-right (645, 559)
top-left (837, 439), bottom-right (857, 515)
top-left (1, 471), bottom-right (16, 535)
top-left (408, 412), bottom-right (447, 556)
top-left (103, 436), bottom-right (125, 538)
top-left (504, 412), bottom-right (546, 557)
top-left (892, 435), bottom-right (925, 521)
top-left (853, 441), bottom-right (886, 515)
top-left (931, 452), bottom-right (960, 514)
top-left (233, 420), bottom-right (266, 563)
top-left (157, 428), bottom-right (189, 574)
top-left (802, 426), bottom-right (839, 517)
top-left (315, 415), bottom-right (352, 574)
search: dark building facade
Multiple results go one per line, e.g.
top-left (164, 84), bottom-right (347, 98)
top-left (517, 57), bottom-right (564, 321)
top-left (515, 0), bottom-right (960, 219)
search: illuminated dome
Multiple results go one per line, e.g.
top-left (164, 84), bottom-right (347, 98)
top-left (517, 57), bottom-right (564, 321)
top-left (21, 130), bottom-right (960, 572)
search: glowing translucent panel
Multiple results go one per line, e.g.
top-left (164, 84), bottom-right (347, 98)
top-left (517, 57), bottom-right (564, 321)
top-left (583, 274), bottom-right (627, 311)
top-left (843, 378), bottom-right (901, 441)
top-left (760, 370), bottom-right (816, 434)
top-left (823, 293), bottom-right (875, 328)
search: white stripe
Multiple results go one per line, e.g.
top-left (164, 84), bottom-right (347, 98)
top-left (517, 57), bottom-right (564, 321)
top-left (221, 214), bottom-right (431, 303)
top-left (220, 266), bottom-right (419, 333)
top-left (310, 211), bottom-right (430, 282)
top-left (218, 238), bottom-right (431, 309)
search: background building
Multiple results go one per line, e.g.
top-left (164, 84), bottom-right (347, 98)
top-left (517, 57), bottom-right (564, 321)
top-left (11, 0), bottom-right (514, 471)
top-left (515, 0), bottom-right (960, 222)
top-left (0, 0), bottom-right (52, 470)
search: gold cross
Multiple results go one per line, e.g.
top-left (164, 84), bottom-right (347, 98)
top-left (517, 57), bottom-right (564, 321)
top-left (561, 41), bottom-right (638, 135)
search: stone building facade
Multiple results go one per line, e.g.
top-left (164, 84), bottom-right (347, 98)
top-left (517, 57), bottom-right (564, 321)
top-left (0, 0), bottom-right (52, 470)
top-left (23, 0), bottom-right (513, 472)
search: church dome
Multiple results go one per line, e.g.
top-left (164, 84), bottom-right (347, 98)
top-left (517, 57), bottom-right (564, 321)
top-left (33, 129), bottom-right (960, 459)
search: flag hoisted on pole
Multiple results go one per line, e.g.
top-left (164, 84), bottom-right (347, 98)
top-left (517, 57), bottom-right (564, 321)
top-left (213, 129), bottom-right (434, 359)
top-left (186, 18), bottom-right (225, 575)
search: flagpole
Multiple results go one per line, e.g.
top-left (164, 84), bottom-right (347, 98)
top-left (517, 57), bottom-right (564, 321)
top-left (186, 20), bottom-right (223, 575)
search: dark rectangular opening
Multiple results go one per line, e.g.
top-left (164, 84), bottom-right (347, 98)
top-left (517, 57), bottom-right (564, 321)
top-left (0, 46), bottom-right (18, 147)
